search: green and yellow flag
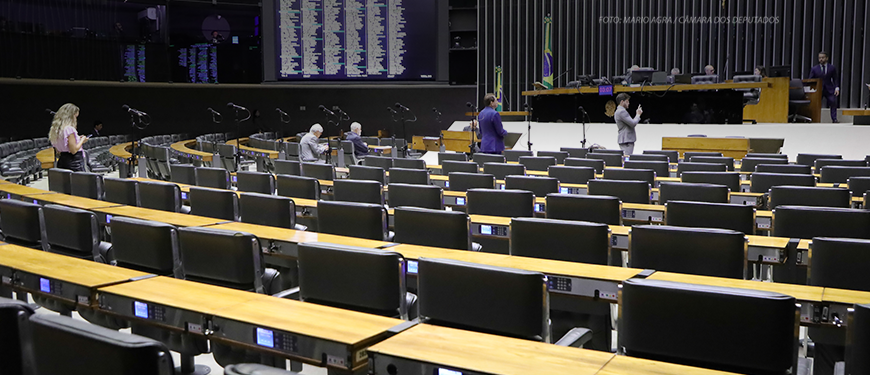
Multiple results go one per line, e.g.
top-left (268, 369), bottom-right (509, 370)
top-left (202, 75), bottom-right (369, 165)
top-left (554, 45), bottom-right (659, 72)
top-left (495, 66), bottom-right (504, 112)
top-left (542, 16), bottom-right (554, 89)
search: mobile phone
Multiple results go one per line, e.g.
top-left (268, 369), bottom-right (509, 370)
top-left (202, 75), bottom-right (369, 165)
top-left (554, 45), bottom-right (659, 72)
top-left (86, 134), bottom-right (93, 138)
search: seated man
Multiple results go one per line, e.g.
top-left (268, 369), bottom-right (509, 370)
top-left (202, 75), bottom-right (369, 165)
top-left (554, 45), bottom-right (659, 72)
top-left (346, 122), bottom-right (369, 159)
top-left (299, 123), bottom-right (328, 162)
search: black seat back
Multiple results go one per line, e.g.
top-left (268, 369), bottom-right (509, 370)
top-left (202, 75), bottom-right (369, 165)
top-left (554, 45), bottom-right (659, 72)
top-left (393, 158), bottom-right (426, 169)
top-left (768, 186), bottom-right (851, 209)
top-left (560, 147), bottom-right (588, 159)
top-left (518, 156), bottom-right (557, 171)
top-left (547, 165), bottom-right (595, 184)
top-left (273, 159), bottom-right (301, 175)
top-left (797, 153), bottom-right (841, 167)
top-left (659, 182), bottom-right (729, 204)
top-left (448, 172), bottom-right (495, 192)
top-left (170, 164), bottom-right (196, 185)
top-left (587, 152), bottom-right (623, 167)
top-left (235, 171), bottom-right (275, 194)
top-left (623, 160), bottom-right (669, 177)
top-left (629, 225), bottom-right (747, 279)
top-left (442, 160), bottom-right (479, 175)
top-left (564, 158), bottom-right (604, 173)
top-left (300, 162), bottom-right (336, 181)
top-left (48, 168), bottom-right (72, 194)
top-left (587, 179), bottom-right (650, 204)
top-left (317, 201), bottom-right (389, 241)
top-left (773, 206), bottom-right (870, 240)
top-left (0, 297), bottom-right (35, 374)
top-left (745, 153), bottom-right (788, 159)
top-left (466, 189), bottom-right (534, 218)
top-left (388, 167), bottom-right (429, 185)
top-left (350, 165), bottom-right (387, 184)
top-left (546, 194), bottom-right (621, 225)
top-left (417, 258), bottom-right (548, 341)
top-left (680, 171), bottom-right (740, 193)
top-left (189, 187), bottom-right (239, 221)
top-left (504, 176), bottom-right (559, 198)
top-left (677, 162), bottom-right (727, 176)
top-left (437, 152), bottom-right (467, 164)
top-left (643, 150), bottom-right (678, 163)
top-left (820, 166), bottom-right (870, 183)
top-left (816, 159), bottom-right (867, 171)
top-left (0, 199), bottom-right (47, 250)
top-left (847, 303), bottom-right (870, 375)
top-left (629, 153), bottom-right (669, 163)
top-left (104, 178), bottom-right (140, 206)
top-left (70, 172), bottom-right (104, 200)
top-left (334, 179), bottom-right (384, 205)
top-left (756, 164), bottom-right (812, 175)
top-left (111, 217), bottom-right (179, 275)
top-left (388, 183), bottom-right (443, 210)
top-left (483, 162), bottom-right (525, 180)
top-left (240, 192), bottom-right (297, 229)
top-left (689, 156), bottom-right (735, 171)
top-left (194, 167), bottom-right (231, 189)
top-left (276, 174), bottom-right (321, 200)
top-left (298, 243), bottom-right (407, 318)
top-left (503, 149), bottom-right (533, 162)
top-left (740, 157), bottom-right (788, 172)
top-left (394, 207), bottom-right (473, 250)
top-left (43, 204), bottom-right (102, 261)
top-left (602, 168), bottom-right (656, 186)
top-left (138, 181), bottom-right (184, 213)
top-left (472, 153), bottom-right (505, 168)
top-left (619, 278), bottom-right (797, 375)
top-left (510, 218), bottom-right (609, 264)
top-left (683, 151), bottom-right (723, 160)
top-left (536, 151), bottom-right (569, 164)
top-left (666, 201), bottom-right (755, 235)
top-left (848, 176), bottom-right (870, 197)
top-left (809, 237), bottom-right (870, 291)
top-left (750, 172), bottom-right (815, 193)
top-left (177, 227), bottom-right (264, 292)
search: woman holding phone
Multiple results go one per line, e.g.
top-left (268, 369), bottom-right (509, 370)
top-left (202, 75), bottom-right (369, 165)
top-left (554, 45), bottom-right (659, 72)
top-left (48, 103), bottom-right (88, 171)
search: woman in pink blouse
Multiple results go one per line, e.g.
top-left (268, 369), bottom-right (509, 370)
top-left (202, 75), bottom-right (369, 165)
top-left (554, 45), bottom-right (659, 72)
top-left (48, 103), bottom-right (88, 171)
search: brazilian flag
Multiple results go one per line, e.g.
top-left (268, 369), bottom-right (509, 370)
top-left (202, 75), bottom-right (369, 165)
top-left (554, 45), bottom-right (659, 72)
top-left (543, 16), bottom-right (554, 89)
top-left (495, 66), bottom-right (504, 112)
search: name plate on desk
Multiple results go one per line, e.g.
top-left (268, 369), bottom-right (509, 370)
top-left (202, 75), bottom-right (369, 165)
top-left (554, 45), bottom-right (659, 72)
top-left (621, 208), bottom-right (663, 223)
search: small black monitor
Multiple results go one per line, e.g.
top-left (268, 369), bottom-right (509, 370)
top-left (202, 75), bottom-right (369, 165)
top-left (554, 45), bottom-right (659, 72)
top-left (768, 66), bottom-right (791, 78)
top-left (630, 69), bottom-right (656, 84)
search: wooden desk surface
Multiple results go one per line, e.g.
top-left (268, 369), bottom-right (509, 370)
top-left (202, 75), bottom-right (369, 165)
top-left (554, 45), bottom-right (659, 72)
top-left (94, 206), bottom-right (229, 227)
top-left (746, 235), bottom-right (789, 249)
top-left (36, 148), bottom-right (55, 168)
top-left (0, 184), bottom-right (57, 196)
top-left (494, 256), bottom-right (643, 282)
top-left (388, 243), bottom-right (511, 264)
top-left (469, 214), bottom-right (511, 226)
top-left (798, 239), bottom-right (811, 251)
top-left (109, 142), bottom-right (134, 159)
top-left (622, 203), bottom-right (665, 212)
top-left (0, 244), bottom-right (149, 287)
top-left (522, 82), bottom-right (769, 96)
top-left (647, 271), bottom-right (824, 302)
top-left (170, 139), bottom-right (214, 162)
top-left (97, 275), bottom-right (262, 316)
top-left (598, 355), bottom-right (740, 375)
top-left (821, 288), bottom-right (870, 305)
top-left (216, 293), bottom-right (403, 346)
top-left (368, 324), bottom-right (614, 375)
top-left (26, 193), bottom-right (122, 210)
top-left (227, 139), bottom-right (280, 159)
top-left (843, 109), bottom-right (870, 116)
top-left (207, 222), bottom-right (392, 249)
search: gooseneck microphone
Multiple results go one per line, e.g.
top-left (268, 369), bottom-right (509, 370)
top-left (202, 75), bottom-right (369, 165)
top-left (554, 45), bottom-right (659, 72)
top-left (319, 105), bottom-right (335, 116)
top-left (395, 102), bottom-right (410, 111)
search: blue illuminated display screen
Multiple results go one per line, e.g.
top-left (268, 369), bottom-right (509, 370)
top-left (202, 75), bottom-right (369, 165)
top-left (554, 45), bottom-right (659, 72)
top-left (438, 369), bottom-right (463, 375)
top-left (535, 203), bottom-right (545, 211)
top-left (39, 278), bottom-right (51, 293)
top-left (560, 187), bottom-right (569, 194)
top-left (134, 301), bottom-right (149, 319)
top-left (181, 192), bottom-right (188, 200)
top-left (456, 197), bottom-right (465, 205)
top-left (106, 214), bottom-right (113, 224)
top-left (256, 327), bottom-right (275, 348)
top-left (407, 260), bottom-right (418, 274)
top-left (481, 225), bottom-right (492, 235)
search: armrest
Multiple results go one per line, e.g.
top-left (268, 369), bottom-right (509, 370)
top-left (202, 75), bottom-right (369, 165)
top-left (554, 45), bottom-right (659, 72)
top-left (554, 327), bottom-right (593, 348)
top-left (272, 287), bottom-right (300, 300)
top-left (224, 363), bottom-right (300, 375)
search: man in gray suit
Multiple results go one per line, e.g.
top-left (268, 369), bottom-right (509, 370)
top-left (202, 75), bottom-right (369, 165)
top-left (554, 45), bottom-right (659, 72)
top-left (614, 93), bottom-right (642, 155)
top-left (299, 123), bottom-right (328, 162)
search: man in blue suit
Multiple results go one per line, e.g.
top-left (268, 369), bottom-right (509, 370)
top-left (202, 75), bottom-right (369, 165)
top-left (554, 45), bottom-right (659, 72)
top-left (477, 93), bottom-right (508, 154)
top-left (808, 51), bottom-right (841, 123)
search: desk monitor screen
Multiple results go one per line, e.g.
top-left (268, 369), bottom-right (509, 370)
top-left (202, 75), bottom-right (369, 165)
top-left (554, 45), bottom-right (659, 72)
top-left (39, 277), bottom-right (51, 293)
top-left (535, 203), bottom-right (545, 212)
top-left (769, 65), bottom-right (791, 78)
top-left (134, 301), bottom-right (149, 319)
top-left (106, 214), bottom-right (113, 224)
top-left (560, 187), bottom-right (569, 194)
top-left (630, 69), bottom-right (656, 84)
top-left (256, 327), bottom-right (275, 348)
top-left (481, 225), bottom-right (492, 235)
top-left (407, 260), bottom-right (419, 275)
top-left (181, 192), bottom-right (188, 200)
top-left (456, 197), bottom-right (465, 205)
top-left (437, 369), bottom-right (463, 375)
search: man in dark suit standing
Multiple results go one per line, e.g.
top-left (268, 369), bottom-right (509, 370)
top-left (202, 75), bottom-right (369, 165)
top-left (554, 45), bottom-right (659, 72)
top-left (808, 51), bottom-right (841, 123)
top-left (478, 93), bottom-right (508, 154)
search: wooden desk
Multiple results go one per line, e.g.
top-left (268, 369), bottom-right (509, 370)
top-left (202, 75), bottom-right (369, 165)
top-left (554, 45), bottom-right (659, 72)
top-left (387, 243), bottom-right (511, 264)
top-left (210, 293), bottom-right (404, 372)
top-left (522, 82), bottom-right (768, 96)
top-left (109, 142), bottom-right (135, 160)
top-left (411, 136), bottom-right (442, 152)
top-left (822, 288), bottom-right (870, 305)
top-left (25, 193), bottom-right (122, 210)
top-left (0, 244), bottom-right (151, 308)
top-left (844, 109), bottom-right (870, 125)
top-left (92, 205), bottom-right (230, 227)
top-left (646, 271), bottom-right (824, 303)
top-left (36, 148), bottom-right (55, 169)
top-left (662, 137), bottom-right (784, 160)
top-left (227, 138), bottom-right (281, 159)
top-left (0, 183), bottom-right (57, 199)
top-left (367, 323), bottom-right (615, 375)
top-left (440, 130), bottom-right (480, 153)
top-left (799, 79), bottom-right (823, 123)
top-left (369, 145), bottom-right (392, 154)
top-left (598, 355), bottom-right (739, 375)
top-left (743, 77), bottom-right (789, 123)
top-left (170, 139), bottom-right (214, 163)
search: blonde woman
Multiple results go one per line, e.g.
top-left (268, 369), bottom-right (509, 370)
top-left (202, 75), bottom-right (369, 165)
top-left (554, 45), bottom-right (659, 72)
top-left (48, 103), bottom-right (88, 171)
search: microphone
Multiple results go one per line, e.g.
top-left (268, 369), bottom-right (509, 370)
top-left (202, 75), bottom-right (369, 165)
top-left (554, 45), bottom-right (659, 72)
top-left (122, 105), bottom-right (146, 116)
top-left (465, 102), bottom-right (475, 108)
top-left (395, 102), bottom-right (409, 111)
top-left (386, 107), bottom-right (397, 114)
top-left (578, 106), bottom-right (587, 113)
top-left (432, 107), bottom-right (442, 116)
top-left (275, 108), bottom-right (288, 116)
top-left (45, 108), bottom-right (56, 115)
top-left (227, 102), bottom-right (246, 110)
top-left (207, 107), bottom-right (220, 115)
top-left (318, 105), bottom-right (335, 116)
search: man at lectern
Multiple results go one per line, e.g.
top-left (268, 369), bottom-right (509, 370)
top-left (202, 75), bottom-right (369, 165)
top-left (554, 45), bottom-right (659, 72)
top-left (478, 93), bottom-right (507, 154)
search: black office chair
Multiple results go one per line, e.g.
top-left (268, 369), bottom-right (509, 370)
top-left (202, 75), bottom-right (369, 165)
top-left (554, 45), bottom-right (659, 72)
top-left (361, 136), bottom-right (380, 146)
top-left (587, 179), bottom-right (650, 204)
top-left (104, 177), bottom-right (140, 206)
top-left (750, 172), bottom-right (816, 193)
top-left (643, 150), bottom-right (679, 163)
top-left (240, 192), bottom-right (304, 230)
top-left (510, 218), bottom-right (610, 264)
top-left (69, 171), bottom-right (104, 200)
top-left (518, 156), bottom-right (557, 172)
top-left (388, 167), bottom-right (429, 185)
top-left (666, 201), bottom-right (755, 235)
top-left (768, 186), bottom-right (851, 210)
top-left (504, 175), bottom-right (559, 197)
top-left (602, 168), bottom-right (656, 186)
top-left (170, 164), bottom-right (197, 185)
top-left (442, 160), bottom-right (479, 174)
top-left (194, 167), bottom-right (231, 189)
top-left (587, 152), bottom-right (623, 167)
top-left (483, 162), bottom-right (525, 180)
top-left (276, 174), bottom-right (321, 200)
top-left (388, 183), bottom-right (443, 210)
top-left (393, 207), bottom-right (480, 251)
top-left (676, 162), bottom-right (727, 176)
top-left (235, 171), bottom-right (275, 194)
top-left (740, 157), bottom-right (788, 172)
top-left (0, 297), bottom-right (35, 374)
top-left (619, 278), bottom-right (798, 375)
top-left (746, 153), bottom-right (788, 159)
top-left (416, 258), bottom-right (591, 346)
top-left (546, 194), bottom-right (621, 225)
top-left (560, 147), bottom-right (588, 159)
top-left (787, 79), bottom-right (812, 122)
top-left (466, 189), bottom-right (535, 218)
top-left (297, 242), bottom-right (414, 319)
top-left (623, 160), bottom-right (669, 178)
top-left (683, 151), bottom-right (723, 160)
top-left (393, 158), bottom-right (426, 170)
top-left (689, 156), bottom-right (735, 171)
top-left (809, 237), bottom-right (870, 292)
top-left (437, 152), bottom-right (467, 165)
top-left (797, 153), bottom-right (842, 167)
top-left (334, 179), bottom-right (384, 205)
top-left (447, 172), bottom-right (495, 192)
top-left (300, 162), bottom-right (336, 181)
top-left (834, 303), bottom-right (870, 375)
top-left (189, 187), bottom-right (239, 221)
top-left (138, 180), bottom-right (189, 214)
top-left (848, 176), bottom-right (870, 197)
top-left (273, 159), bottom-right (301, 175)
top-left (629, 225), bottom-right (747, 279)
top-left (317, 200), bottom-right (391, 241)
top-left (679, 171), bottom-right (740, 193)
top-left (504, 149), bottom-right (533, 162)
top-left (537, 151), bottom-right (569, 164)
top-left (48, 168), bottom-right (72, 194)
top-left (0, 199), bottom-right (48, 250)
top-left (547, 165), bottom-right (595, 184)
top-left (472, 153), bottom-right (505, 168)
top-left (816, 159), bottom-right (867, 170)
top-left (110, 216), bottom-right (180, 275)
top-left (756, 164), bottom-right (813, 175)
top-left (564, 157), bottom-right (604, 173)
top-left (773, 206), bottom-right (870, 240)
top-left (629, 154), bottom-right (669, 163)
top-left (43, 204), bottom-right (112, 262)
top-left (659, 182), bottom-right (729, 204)
top-left (820, 166), bottom-right (870, 184)
top-left (349, 165), bottom-right (386, 184)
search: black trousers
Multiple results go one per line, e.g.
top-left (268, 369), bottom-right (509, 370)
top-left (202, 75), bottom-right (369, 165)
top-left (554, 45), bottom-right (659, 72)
top-left (56, 151), bottom-right (85, 171)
